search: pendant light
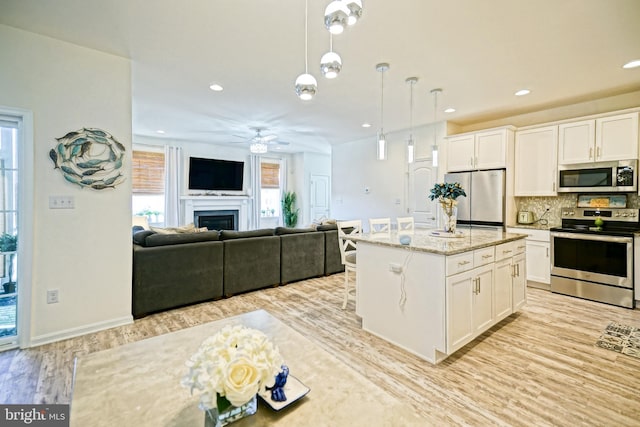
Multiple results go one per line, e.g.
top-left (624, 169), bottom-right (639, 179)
top-left (406, 77), bottom-right (418, 164)
top-left (324, 1), bottom-right (350, 35)
top-left (320, 34), bottom-right (342, 79)
top-left (431, 88), bottom-right (442, 167)
top-left (295, 0), bottom-right (317, 100)
top-left (376, 63), bottom-right (389, 161)
top-left (343, 0), bottom-right (363, 26)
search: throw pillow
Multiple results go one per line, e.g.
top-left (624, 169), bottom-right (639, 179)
top-left (150, 223), bottom-right (197, 235)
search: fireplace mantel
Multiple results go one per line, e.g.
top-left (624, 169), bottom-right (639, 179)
top-left (181, 195), bottom-right (251, 231)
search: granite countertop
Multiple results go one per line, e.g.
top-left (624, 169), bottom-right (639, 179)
top-left (351, 229), bottom-right (527, 256)
top-left (506, 222), bottom-right (559, 231)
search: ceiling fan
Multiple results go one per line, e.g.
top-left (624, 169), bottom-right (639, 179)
top-left (231, 127), bottom-right (290, 153)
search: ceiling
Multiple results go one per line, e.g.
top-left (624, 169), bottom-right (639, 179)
top-left (2, 0), bottom-right (640, 154)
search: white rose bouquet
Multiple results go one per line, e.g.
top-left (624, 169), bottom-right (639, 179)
top-left (181, 325), bottom-right (283, 410)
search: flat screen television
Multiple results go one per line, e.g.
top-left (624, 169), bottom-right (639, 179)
top-left (188, 157), bottom-right (244, 191)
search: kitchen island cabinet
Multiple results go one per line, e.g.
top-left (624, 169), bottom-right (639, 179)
top-left (351, 229), bottom-right (526, 364)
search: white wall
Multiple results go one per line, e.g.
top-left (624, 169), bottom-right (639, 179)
top-left (0, 25), bottom-right (133, 345)
top-left (331, 122), bottom-right (442, 230)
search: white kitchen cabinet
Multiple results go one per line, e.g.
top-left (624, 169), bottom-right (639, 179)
top-left (512, 253), bottom-right (527, 311)
top-left (507, 228), bottom-right (550, 286)
top-left (558, 112), bottom-right (639, 165)
top-left (494, 258), bottom-right (514, 322)
top-left (446, 263), bottom-right (494, 353)
top-left (514, 126), bottom-right (558, 196)
top-left (446, 127), bottom-right (513, 172)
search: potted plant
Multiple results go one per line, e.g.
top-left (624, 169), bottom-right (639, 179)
top-left (428, 183), bottom-right (466, 233)
top-left (0, 233), bottom-right (17, 293)
top-left (281, 191), bottom-right (299, 228)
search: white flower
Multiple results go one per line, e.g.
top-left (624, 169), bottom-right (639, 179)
top-left (181, 325), bottom-right (283, 410)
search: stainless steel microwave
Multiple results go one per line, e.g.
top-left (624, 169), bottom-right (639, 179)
top-left (557, 160), bottom-right (637, 193)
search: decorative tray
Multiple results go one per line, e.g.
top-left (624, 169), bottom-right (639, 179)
top-left (429, 230), bottom-right (465, 238)
top-left (258, 375), bottom-right (310, 411)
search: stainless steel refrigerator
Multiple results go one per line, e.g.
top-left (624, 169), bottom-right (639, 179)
top-left (444, 169), bottom-right (505, 227)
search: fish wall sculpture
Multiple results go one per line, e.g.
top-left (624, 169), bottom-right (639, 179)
top-left (49, 128), bottom-right (126, 190)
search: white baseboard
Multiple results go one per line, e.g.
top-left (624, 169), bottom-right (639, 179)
top-left (26, 315), bottom-right (133, 348)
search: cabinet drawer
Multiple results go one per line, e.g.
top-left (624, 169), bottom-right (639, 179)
top-left (513, 240), bottom-right (526, 255)
top-left (495, 242), bottom-right (517, 261)
top-left (507, 228), bottom-right (550, 242)
top-left (474, 247), bottom-right (495, 266)
top-left (446, 252), bottom-right (474, 276)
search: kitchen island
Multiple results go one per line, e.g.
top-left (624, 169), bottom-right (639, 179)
top-left (351, 228), bottom-right (527, 364)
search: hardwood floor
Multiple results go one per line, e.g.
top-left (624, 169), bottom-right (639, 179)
top-left (1, 274), bottom-right (640, 426)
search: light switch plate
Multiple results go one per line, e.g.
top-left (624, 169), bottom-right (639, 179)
top-left (49, 196), bottom-right (75, 209)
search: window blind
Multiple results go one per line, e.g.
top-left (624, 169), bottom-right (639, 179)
top-left (261, 163), bottom-right (280, 188)
top-left (132, 150), bottom-right (165, 194)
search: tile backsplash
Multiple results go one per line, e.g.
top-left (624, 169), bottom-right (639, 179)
top-left (514, 193), bottom-right (640, 227)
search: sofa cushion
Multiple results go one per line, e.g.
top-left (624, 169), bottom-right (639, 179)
top-left (150, 223), bottom-right (205, 234)
top-left (275, 227), bottom-right (317, 235)
top-left (316, 224), bottom-right (338, 231)
top-left (220, 229), bottom-right (274, 240)
top-left (144, 230), bottom-right (221, 247)
top-left (133, 230), bottom-right (155, 246)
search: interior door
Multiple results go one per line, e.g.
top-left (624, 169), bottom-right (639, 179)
top-left (409, 160), bottom-right (437, 227)
top-left (310, 174), bottom-right (330, 222)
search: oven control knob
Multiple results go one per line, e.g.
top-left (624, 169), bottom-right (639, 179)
top-left (614, 212), bottom-right (621, 217)
top-left (622, 213), bottom-right (629, 217)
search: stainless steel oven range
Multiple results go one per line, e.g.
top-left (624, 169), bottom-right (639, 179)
top-left (550, 207), bottom-right (638, 308)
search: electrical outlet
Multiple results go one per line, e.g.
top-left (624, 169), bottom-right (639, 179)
top-left (49, 196), bottom-right (75, 209)
top-left (389, 263), bottom-right (403, 273)
top-left (47, 289), bottom-right (59, 304)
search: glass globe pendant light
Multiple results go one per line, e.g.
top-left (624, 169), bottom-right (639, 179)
top-left (376, 63), bottom-right (389, 161)
top-left (320, 34), bottom-right (342, 79)
top-left (324, 1), bottom-right (350, 35)
top-left (406, 77), bottom-right (418, 164)
top-left (343, 0), bottom-right (363, 26)
top-left (295, 0), bottom-right (317, 100)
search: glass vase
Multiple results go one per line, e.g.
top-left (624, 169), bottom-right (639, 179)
top-left (439, 201), bottom-right (458, 233)
top-left (204, 394), bottom-right (257, 427)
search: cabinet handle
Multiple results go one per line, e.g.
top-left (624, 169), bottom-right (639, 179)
top-left (470, 157), bottom-right (474, 167)
top-left (517, 264), bottom-right (521, 277)
top-left (503, 249), bottom-right (512, 254)
top-left (589, 147), bottom-right (593, 159)
top-left (517, 245), bottom-right (525, 250)
top-left (478, 278), bottom-right (481, 293)
top-left (512, 265), bottom-right (516, 277)
top-left (596, 146), bottom-right (601, 159)
top-left (482, 254), bottom-right (492, 259)
top-left (458, 260), bottom-right (470, 266)
top-left (546, 247), bottom-right (549, 257)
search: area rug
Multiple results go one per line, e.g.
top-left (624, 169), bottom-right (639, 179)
top-left (595, 322), bottom-right (640, 359)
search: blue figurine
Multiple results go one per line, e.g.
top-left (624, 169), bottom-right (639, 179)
top-left (267, 365), bottom-right (289, 402)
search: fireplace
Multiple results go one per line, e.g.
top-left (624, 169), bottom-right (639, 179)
top-left (194, 210), bottom-right (239, 231)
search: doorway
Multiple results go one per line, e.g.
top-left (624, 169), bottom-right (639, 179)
top-left (310, 174), bottom-right (330, 222)
top-left (0, 113), bottom-right (23, 350)
top-left (409, 159), bottom-right (438, 228)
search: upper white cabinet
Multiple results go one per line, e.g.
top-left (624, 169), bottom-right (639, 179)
top-left (558, 112), bottom-right (639, 165)
top-left (446, 127), bottom-right (513, 172)
top-left (514, 126), bottom-right (558, 196)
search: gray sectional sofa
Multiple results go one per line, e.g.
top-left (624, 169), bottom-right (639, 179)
top-left (132, 225), bottom-right (344, 318)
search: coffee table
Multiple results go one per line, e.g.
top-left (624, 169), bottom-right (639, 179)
top-left (71, 309), bottom-right (425, 426)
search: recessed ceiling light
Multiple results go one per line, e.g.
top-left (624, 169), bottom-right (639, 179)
top-left (156, 130), bottom-right (165, 134)
top-left (515, 89), bottom-right (531, 96)
top-left (362, 123), bottom-right (372, 128)
top-left (444, 108), bottom-right (456, 113)
top-left (623, 59), bottom-right (640, 69)
top-left (209, 83), bottom-right (224, 91)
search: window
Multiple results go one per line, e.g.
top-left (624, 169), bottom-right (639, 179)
top-left (132, 150), bottom-right (165, 226)
top-left (260, 161), bottom-right (281, 218)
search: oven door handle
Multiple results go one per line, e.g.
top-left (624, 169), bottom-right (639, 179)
top-left (550, 232), bottom-right (633, 244)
